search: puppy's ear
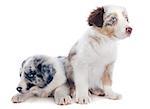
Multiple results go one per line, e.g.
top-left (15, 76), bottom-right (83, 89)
top-left (37, 64), bottom-right (56, 85)
top-left (22, 60), bottom-right (26, 68)
top-left (37, 64), bottom-right (56, 75)
top-left (34, 57), bottom-right (44, 67)
top-left (48, 64), bottom-right (56, 75)
top-left (88, 7), bottom-right (105, 27)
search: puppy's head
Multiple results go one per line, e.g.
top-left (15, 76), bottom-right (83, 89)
top-left (88, 6), bottom-right (132, 39)
top-left (16, 55), bottom-right (56, 94)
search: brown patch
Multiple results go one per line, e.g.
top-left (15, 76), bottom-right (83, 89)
top-left (101, 64), bottom-right (112, 86)
top-left (67, 79), bottom-right (75, 97)
top-left (65, 43), bottom-right (77, 97)
top-left (102, 27), bottom-right (115, 37)
top-left (65, 59), bottom-right (75, 97)
top-left (68, 51), bottom-right (76, 62)
top-left (88, 7), bottom-right (105, 27)
top-left (65, 59), bottom-right (73, 81)
top-left (89, 88), bottom-right (105, 96)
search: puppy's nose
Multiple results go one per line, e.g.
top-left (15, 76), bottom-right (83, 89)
top-left (126, 27), bottom-right (132, 34)
top-left (16, 87), bottom-right (22, 93)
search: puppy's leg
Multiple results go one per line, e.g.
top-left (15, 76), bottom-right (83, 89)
top-left (11, 93), bottom-right (33, 103)
top-left (11, 86), bottom-right (43, 103)
top-left (73, 63), bottom-right (90, 104)
top-left (102, 63), bottom-right (121, 100)
top-left (54, 84), bottom-right (72, 105)
top-left (39, 72), bottom-right (66, 97)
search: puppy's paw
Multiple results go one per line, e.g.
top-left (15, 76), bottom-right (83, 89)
top-left (89, 88), bottom-right (105, 96)
top-left (11, 94), bottom-right (26, 103)
top-left (105, 92), bottom-right (122, 100)
top-left (76, 96), bottom-right (90, 104)
top-left (55, 95), bottom-right (72, 105)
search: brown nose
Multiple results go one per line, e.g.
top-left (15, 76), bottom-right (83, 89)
top-left (126, 27), bottom-right (132, 34)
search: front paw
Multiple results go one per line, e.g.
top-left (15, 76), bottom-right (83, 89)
top-left (55, 95), bottom-right (72, 105)
top-left (105, 92), bottom-right (122, 100)
top-left (76, 96), bottom-right (90, 104)
top-left (11, 94), bottom-right (26, 103)
top-left (89, 88), bottom-right (105, 96)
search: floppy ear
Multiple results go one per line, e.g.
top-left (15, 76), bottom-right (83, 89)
top-left (37, 64), bottom-right (56, 85)
top-left (88, 7), bottom-right (105, 27)
top-left (47, 64), bottom-right (56, 74)
top-left (37, 64), bottom-right (56, 75)
top-left (34, 57), bottom-right (44, 66)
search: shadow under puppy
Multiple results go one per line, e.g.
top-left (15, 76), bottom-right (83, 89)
top-left (11, 55), bottom-right (72, 105)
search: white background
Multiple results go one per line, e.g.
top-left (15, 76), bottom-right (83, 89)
top-left (0, 0), bottom-right (150, 109)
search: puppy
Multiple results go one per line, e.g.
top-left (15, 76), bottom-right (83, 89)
top-left (11, 55), bottom-right (72, 105)
top-left (66, 5), bottom-right (132, 104)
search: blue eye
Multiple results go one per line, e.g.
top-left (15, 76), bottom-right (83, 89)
top-left (27, 71), bottom-right (36, 78)
top-left (28, 73), bottom-right (34, 78)
top-left (111, 16), bottom-right (117, 22)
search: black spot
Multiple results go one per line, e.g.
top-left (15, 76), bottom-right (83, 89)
top-left (37, 74), bottom-right (43, 79)
top-left (46, 75), bottom-right (53, 84)
top-left (39, 75), bottom-right (53, 88)
top-left (29, 70), bottom-right (36, 75)
top-left (41, 65), bottom-right (49, 73)
top-left (37, 64), bottom-right (42, 71)
top-left (40, 64), bottom-right (56, 75)
top-left (34, 58), bottom-right (42, 63)
top-left (26, 83), bottom-right (35, 90)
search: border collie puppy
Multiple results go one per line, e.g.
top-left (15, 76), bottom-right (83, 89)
top-left (66, 5), bottom-right (132, 104)
top-left (12, 55), bottom-right (72, 105)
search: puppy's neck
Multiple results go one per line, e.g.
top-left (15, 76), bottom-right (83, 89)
top-left (89, 27), bottom-right (118, 42)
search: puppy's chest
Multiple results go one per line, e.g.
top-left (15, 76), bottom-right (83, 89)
top-left (88, 41), bottom-right (117, 88)
top-left (91, 41), bottom-right (117, 64)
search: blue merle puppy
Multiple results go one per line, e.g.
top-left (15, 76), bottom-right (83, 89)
top-left (11, 55), bottom-right (72, 105)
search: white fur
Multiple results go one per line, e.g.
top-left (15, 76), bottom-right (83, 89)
top-left (12, 56), bottom-right (71, 105)
top-left (69, 6), bottom-right (132, 104)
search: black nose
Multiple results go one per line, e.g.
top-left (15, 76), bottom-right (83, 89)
top-left (16, 87), bottom-right (22, 93)
top-left (126, 27), bottom-right (132, 34)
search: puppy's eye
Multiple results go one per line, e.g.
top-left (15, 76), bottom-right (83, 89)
top-left (111, 16), bottom-right (117, 22)
top-left (105, 16), bottom-right (117, 26)
top-left (27, 71), bottom-right (36, 78)
top-left (28, 73), bottom-right (34, 78)
top-left (125, 16), bottom-right (129, 22)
